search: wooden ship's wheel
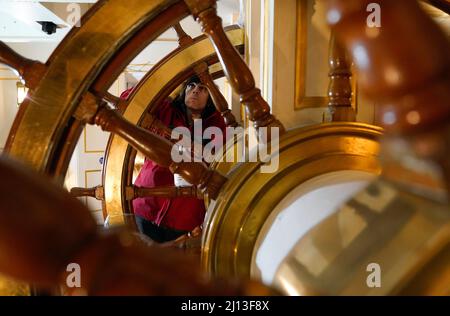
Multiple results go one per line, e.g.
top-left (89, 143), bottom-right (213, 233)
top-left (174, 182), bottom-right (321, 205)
top-left (100, 26), bottom-right (244, 227)
top-left (0, 0), bottom-right (449, 295)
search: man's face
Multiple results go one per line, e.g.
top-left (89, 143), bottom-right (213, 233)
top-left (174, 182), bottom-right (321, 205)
top-left (184, 82), bottom-right (209, 111)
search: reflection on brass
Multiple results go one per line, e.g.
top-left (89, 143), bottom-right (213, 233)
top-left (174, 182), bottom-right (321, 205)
top-left (0, 274), bottom-right (30, 296)
top-left (274, 177), bottom-right (450, 295)
top-left (132, 151), bottom-right (145, 183)
top-left (202, 123), bottom-right (382, 278)
top-left (103, 28), bottom-right (244, 225)
top-left (203, 132), bottom-right (246, 209)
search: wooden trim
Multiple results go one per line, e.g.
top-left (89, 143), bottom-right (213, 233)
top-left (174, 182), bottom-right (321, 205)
top-left (83, 126), bottom-right (105, 154)
top-left (294, 0), bottom-right (328, 109)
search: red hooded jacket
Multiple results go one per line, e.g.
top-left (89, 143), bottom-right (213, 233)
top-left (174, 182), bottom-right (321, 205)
top-left (130, 97), bottom-right (226, 231)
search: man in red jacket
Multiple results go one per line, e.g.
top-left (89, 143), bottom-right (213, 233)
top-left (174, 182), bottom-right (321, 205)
top-left (128, 76), bottom-right (226, 243)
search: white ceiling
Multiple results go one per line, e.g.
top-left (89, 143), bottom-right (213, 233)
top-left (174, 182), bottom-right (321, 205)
top-left (0, 0), bottom-right (241, 43)
top-left (0, 0), bottom-right (73, 42)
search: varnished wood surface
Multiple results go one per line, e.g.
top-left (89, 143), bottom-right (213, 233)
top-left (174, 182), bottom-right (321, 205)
top-left (185, 0), bottom-right (285, 135)
top-left (73, 92), bottom-right (227, 200)
top-left (0, 156), bottom-right (274, 295)
top-left (173, 22), bottom-right (194, 46)
top-left (0, 42), bottom-right (47, 89)
top-left (327, 0), bottom-right (450, 190)
top-left (195, 62), bottom-right (239, 127)
top-left (327, 34), bottom-right (355, 122)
